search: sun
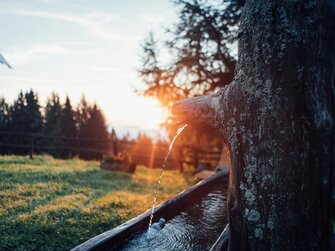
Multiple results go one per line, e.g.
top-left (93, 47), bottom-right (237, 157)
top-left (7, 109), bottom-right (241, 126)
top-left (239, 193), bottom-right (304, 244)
top-left (135, 97), bottom-right (168, 129)
top-left (103, 94), bottom-right (169, 131)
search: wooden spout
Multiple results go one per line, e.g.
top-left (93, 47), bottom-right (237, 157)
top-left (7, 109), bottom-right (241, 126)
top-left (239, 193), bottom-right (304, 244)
top-left (171, 95), bottom-right (220, 132)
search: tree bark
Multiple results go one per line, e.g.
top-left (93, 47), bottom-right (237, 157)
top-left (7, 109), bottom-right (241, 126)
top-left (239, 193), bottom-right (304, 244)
top-left (173, 0), bottom-right (334, 250)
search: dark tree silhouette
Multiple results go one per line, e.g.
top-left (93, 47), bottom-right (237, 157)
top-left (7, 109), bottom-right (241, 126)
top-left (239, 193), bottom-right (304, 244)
top-left (76, 95), bottom-right (91, 137)
top-left (25, 90), bottom-right (43, 134)
top-left (0, 98), bottom-right (9, 130)
top-left (60, 96), bottom-right (78, 158)
top-left (8, 91), bottom-right (27, 133)
top-left (6, 91), bottom-right (42, 154)
top-left (139, 0), bottom-right (242, 158)
top-left (0, 97), bottom-right (10, 154)
top-left (79, 103), bottom-right (109, 159)
top-left (0, 91), bottom-right (112, 159)
top-left (139, 0), bottom-right (242, 106)
top-left (44, 93), bottom-right (62, 157)
top-left (110, 128), bottom-right (118, 155)
top-left (24, 90), bottom-right (43, 156)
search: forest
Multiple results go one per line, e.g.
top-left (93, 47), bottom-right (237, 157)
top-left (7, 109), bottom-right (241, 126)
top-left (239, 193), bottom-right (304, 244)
top-left (0, 90), bottom-right (110, 159)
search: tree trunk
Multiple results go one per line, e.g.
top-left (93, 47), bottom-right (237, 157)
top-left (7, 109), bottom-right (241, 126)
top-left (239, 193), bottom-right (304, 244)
top-left (173, 0), bottom-right (334, 250)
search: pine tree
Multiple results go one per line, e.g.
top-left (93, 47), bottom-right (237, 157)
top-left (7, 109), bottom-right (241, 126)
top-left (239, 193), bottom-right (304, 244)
top-left (4, 90), bottom-right (42, 155)
top-left (44, 93), bottom-right (62, 157)
top-left (139, 0), bottom-right (242, 106)
top-left (76, 95), bottom-right (91, 135)
top-left (25, 90), bottom-right (43, 133)
top-left (110, 128), bottom-right (118, 155)
top-left (8, 91), bottom-right (27, 133)
top-left (24, 90), bottom-right (43, 156)
top-left (60, 96), bottom-right (77, 158)
top-left (76, 95), bottom-right (91, 157)
top-left (0, 97), bottom-right (9, 131)
top-left (79, 104), bottom-right (109, 159)
top-left (7, 91), bottom-right (31, 154)
top-left (139, 1), bottom-right (241, 154)
top-left (0, 97), bottom-right (10, 154)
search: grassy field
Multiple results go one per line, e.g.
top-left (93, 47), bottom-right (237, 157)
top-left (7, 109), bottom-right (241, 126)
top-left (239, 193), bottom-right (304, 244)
top-left (0, 155), bottom-right (195, 251)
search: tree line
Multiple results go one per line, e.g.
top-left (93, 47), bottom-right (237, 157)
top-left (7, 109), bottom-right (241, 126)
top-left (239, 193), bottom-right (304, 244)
top-left (0, 90), bottom-right (109, 159)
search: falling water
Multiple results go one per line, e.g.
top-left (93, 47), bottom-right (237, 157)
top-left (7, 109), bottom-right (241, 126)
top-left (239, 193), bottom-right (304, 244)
top-left (148, 124), bottom-right (188, 229)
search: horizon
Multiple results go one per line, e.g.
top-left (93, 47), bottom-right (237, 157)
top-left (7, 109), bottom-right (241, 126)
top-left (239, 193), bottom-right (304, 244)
top-left (0, 0), bottom-right (176, 137)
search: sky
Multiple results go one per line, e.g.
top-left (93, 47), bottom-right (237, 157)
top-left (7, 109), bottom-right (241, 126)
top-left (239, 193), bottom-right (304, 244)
top-left (0, 0), bottom-right (176, 138)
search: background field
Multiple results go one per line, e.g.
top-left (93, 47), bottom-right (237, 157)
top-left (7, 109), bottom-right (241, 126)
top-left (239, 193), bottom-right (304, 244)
top-left (0, 155), bottom-right (194, 251)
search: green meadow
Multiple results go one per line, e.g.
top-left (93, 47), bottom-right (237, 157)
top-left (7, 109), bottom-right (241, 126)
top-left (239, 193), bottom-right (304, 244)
top-left (0, 155), bottom-right (194, 251)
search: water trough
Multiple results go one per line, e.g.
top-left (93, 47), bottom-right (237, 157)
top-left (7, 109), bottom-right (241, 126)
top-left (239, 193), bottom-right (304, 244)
top-left (72, 170), bottom-right (229, 251)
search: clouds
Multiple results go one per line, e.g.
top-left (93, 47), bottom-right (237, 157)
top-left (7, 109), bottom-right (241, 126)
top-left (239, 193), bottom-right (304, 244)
top-left (90, 66), bottom-right (122, 72)
top-left (33, 0), bottom-right (59, 4)
top-left (141, 14), bottom-right (166, 24)
top-left (6, 44), bottom-right (67, 65)
top-left (0, 76), bottom-right (58, 84)
top-left (2, 8), bottom-right (140, 42)
top-left (5, 43), bottom-right (96, 65)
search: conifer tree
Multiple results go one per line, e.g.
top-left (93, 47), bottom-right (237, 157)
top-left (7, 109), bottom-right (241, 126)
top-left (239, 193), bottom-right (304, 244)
top-left (79, 104), bottom-right (109, 159)
top-left (8, 91), bottom-right (27, 133)
top-left (25, 90), bottom-right (43, 133)
top-left (44, 93), bottom-right (62, 157)
top-left (0, 97), bottom-right (10, 154)
top-left (139, 0), bottom-right (242, 106)
top-left (76, 95), bottom-right (91, 135)
top-left (7, 91), bottom-right (41, 154)
top-left (60, 96), bottom-right (77, 158)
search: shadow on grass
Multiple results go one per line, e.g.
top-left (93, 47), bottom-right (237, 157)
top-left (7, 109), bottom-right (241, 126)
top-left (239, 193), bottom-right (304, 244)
top-left (0, 169), bottom-right (132, 188)
top-left (0, 169), bottom-right (138, 217)
top-left (0, 205), bottom-right (124, 251)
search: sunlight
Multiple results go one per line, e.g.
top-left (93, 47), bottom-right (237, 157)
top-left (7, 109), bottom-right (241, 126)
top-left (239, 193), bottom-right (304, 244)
top-left (105, 95), bottom-right (169, 131)
top-left (134, 98), bottom-right (167, 129)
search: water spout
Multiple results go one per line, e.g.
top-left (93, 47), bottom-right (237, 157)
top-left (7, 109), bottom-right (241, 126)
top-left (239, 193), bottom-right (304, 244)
top-left (148, 124), bottom-right (188, 229)
top-left (171, 94), bottom-right (219, 132)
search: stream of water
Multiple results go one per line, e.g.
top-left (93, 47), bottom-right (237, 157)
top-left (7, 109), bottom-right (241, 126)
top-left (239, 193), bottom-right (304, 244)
top-left (148, 124), bottom-right (188, 229)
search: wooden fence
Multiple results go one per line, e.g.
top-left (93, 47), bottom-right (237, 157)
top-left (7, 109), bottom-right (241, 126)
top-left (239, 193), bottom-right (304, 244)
top-left (0, 131), bottom-right (225, 172)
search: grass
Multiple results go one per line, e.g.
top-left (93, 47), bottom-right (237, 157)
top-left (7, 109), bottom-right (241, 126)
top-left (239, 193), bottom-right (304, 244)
top-left (0, 155), bottom-right (195, 251)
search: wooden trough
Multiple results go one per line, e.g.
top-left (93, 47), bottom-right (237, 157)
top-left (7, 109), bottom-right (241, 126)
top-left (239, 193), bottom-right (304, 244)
top-left (72, 170), bottom-right (229, 251)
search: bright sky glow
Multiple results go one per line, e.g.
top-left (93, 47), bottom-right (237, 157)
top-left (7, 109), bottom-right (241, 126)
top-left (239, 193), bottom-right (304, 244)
top-left (0, 0), bottom-right (175, 137)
